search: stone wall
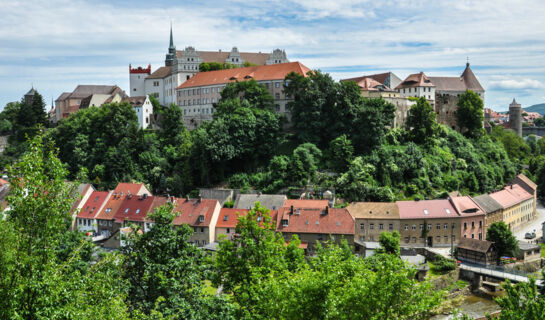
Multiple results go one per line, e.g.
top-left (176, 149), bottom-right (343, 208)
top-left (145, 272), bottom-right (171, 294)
top-left (435, 93), bottom-right (460, 130)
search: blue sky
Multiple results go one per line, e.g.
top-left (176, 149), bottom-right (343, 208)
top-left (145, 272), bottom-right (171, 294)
top-left (1, 0), bottom-right (545, 111)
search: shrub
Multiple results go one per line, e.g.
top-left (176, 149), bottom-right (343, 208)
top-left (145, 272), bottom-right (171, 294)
top-left (430, 255), bottom-right (457, 273)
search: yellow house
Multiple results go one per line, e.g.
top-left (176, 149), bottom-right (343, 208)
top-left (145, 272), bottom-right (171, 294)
top-left (489, 184), bottom-right (534, 231)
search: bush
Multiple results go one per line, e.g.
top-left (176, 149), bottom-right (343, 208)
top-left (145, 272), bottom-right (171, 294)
top-left (430, 255), bottom-right (457, 273)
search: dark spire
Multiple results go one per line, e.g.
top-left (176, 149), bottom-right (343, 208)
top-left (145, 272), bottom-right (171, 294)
top-left (169, 21), bottom-right (174, 49)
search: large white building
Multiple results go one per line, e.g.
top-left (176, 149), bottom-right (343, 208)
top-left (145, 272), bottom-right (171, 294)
top-left (129, 27), bottom-right (289, 106)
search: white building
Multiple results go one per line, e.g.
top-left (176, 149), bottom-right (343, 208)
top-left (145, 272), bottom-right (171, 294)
top-left (129, 26), bottom-right (289, 107)
top-left (124, 95), bottom-right (153, 129)
top-left (395, 72), bottom-right (436, 102)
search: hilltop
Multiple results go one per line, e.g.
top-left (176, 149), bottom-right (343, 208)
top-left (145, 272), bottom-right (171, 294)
top-left (524, 103), bottom-right (545, 115)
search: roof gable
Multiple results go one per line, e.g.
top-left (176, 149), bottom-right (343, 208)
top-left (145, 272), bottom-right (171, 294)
top-left (77, 191), bottom-right (111, 219)
top-left (276, 207), bottom-right (354, 235)
top-left (172, 198), bottom-right (219, 227)
top-left (397, 199), bottom-right (459, 219)
top-left (216, 208), bottom-right (249, 228)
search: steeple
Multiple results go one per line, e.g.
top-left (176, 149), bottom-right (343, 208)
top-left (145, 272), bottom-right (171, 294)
top-left (165, 22), bottom-right (176, 66)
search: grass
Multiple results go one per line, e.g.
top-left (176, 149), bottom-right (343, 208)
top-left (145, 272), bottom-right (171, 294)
top-left (203, 280), bottom-right (217, 296)
top-left (540, 243), bottom-right (545, 258)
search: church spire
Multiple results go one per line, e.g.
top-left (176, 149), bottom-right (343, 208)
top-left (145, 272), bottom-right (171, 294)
top-left (169, 21), bottom-right (174, 49)
top-left (165, 22), bottom-right (176, 66)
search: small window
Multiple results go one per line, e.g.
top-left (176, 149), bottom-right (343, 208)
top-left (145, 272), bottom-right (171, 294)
top-left (136, 209), bottom-right (140, 214)
top-left (224, 215), bottom-right (229, 221)
top-left (412, 224), bottom-right (416, 230)
top-left (405, 224), bottom-right (409, 231)
top-left (420, 224), bottom-right (424, 230)
top-left (370, 223), bottom-right (374, 230)
top-left (360, 223), bottom-right (364, 230)
top-left (444, 223), bottom-right (448, 229)
top-left (379, 224), bottom-right (384, 230)
top-left (428, 224), bottom-right (432, 230)
top-left (199, 215), bottom-right (205, 222)
top-left (226, 228), bottom-right (230, 233)
top-left (125, 208), bottom-right (129, 213)
top-left (436, 223), bottom-right (441, 230)
top-left (275, 82), bottom-right (280, 88)
top-left (389, 224), bottom-right (393, 230)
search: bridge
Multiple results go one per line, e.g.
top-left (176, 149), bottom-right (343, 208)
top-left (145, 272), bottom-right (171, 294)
top-left (522, 126), bottom-right (545, 137)
top-left (459, 262), bottom-right (544, 289)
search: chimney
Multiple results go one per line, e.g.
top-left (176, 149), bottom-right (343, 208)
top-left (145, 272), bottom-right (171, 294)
top-left (198, 195), bottom-right (202, 203)
top-left (186, 195), bottom-right (190, 202)
top-left (290, 205), bottom-right (294, 214)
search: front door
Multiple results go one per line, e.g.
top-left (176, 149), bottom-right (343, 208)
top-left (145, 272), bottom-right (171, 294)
top-left (427, 236), bottom-right (433, 247)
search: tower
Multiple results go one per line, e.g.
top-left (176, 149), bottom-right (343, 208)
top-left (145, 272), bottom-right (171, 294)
top-left (129, 64), bottom-right (151, 97)
top-left (165, 23), bottom-right (176, 66)
top-left (509, 98), bottom-right (522, 137)
top-left (24, 86), bottom-right (37, 104)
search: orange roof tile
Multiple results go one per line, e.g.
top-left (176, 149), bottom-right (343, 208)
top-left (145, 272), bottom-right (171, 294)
top-left (114, 194), bottom-right (155, 223)
top-left (177, 62), bottom-right (311, 89)
top-left (276, 207), bottom-right (354, 235)
top-left (172, 198), bottom-right (219, 227)
top-left (284, 199), bottom-right (329, 209)
top-left (77, 191), bottom-right (110, 219)
top-left (396, 72), bottom-right (435, 89)
top-left (95, 183), bottom-right (147, 220)
top-left (489, 184), bottom-right (533, 209)
top-left (216, 208), bottom-right (250, 228)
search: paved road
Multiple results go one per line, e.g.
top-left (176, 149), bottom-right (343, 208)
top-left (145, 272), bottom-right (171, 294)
top-left (514, 202), bottom-right (545, 242)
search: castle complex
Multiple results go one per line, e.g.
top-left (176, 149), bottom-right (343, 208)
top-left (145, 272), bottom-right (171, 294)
top-left (129, 27), bottom-right (289, 107)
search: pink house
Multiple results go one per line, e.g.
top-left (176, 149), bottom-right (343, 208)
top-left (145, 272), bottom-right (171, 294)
top-left (449, 196), bottom-right (486, 240)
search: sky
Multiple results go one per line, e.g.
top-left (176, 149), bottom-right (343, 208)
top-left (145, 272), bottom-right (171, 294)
top-left (1, 0), bottom-right (545, 112)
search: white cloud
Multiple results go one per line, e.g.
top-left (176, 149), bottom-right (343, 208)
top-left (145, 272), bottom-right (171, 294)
top-left (488, 78), bottom-right (545, 90)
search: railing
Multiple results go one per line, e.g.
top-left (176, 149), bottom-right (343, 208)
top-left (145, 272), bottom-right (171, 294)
top-left (460, 262), bottom-right (530, 282)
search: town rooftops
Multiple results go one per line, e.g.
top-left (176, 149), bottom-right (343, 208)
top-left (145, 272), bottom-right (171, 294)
top-left (346, 202), bottom-right (400, 219)
top-left (234, 193), bottom-right (287, 210)
top-left (472, 194), bottom-right (503, 214)
top-left (397, 199), bottom-right (458, 219)
top-left (216, 208), bottom-right (250, 228)
top-left (77, 190), bottom-right (111, 219)
top-left (284, 199), bottom-right (329, 209)
top-left (123, 96), bottom-right (148, 107)
top-left (113, 193), bottom-right (155, 223)
top-left (172, 198), bottom-right (219, 227)
top-left (342, 72), bottom-right (392, 85)
top-left (276, 206), bottom-right (354, 235)
top-left (457, 238), bottom-right (494, 253)
top-left (66, 85), bottom-right (123, 100)
top-left (95, 183), bottom-right (150, 221)
top-left (177, 62), bottom-right (311, 89)
top-left (513, 173), bottom-right (537, 191)
top-left (449, 196), bottom-right (485, 217)
top-left (146, 66), bottom-right (172, 79)
top-left (489, 184), bottom-right (533, 209)
top-left (396, 72), bottom-right (435, 89)
top-left (55, 92), bottom-right (71, 102)
top-left (352, 77), bottom-right (395, 92)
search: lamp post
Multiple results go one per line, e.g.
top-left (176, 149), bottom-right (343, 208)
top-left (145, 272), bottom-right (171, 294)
top-left (451, 221), bottom-right (455, 258)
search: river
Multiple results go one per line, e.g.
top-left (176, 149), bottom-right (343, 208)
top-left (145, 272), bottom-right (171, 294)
top-left (431, 292), bottom-right (501, 319)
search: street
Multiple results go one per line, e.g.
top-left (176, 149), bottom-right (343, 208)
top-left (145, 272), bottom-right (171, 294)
top-left (513, 202), bottom-right (545, 242)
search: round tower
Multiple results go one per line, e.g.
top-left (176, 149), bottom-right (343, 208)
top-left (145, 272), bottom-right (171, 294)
top-left (509, 98), bottom-right (522, 137)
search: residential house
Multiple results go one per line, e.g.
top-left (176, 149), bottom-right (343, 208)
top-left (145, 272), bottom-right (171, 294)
top-left (472, 194), bottom-right (503, 228)
top-left (456, 238), bottom-right (497, 266)
top-left (69, 183), bottom-right (95, 230)
top-left (346, 202), bottom-right (400, 243)
top-left (55, 85), bottom-right (127, 122)
top-left (284, 199), bottom-right (329, 209)
top-left (172, 197), bottom-right (221, 246)
top-left (176, 62), bottom-right (311, 129)
top-left (95, 183), bottom-right (151, 238)
top-left (397, 199), bottom-right (461, 247)
top-left (113, 193), bottom-right (156, 231)
top-left (215, 208), bottom-right (249, 241)
top-left (234, 193), bottom-right (287, 211)
top-left (449, 196), bottom-right (486, 240)
top-left (489, 184), bottom-right (534, 231)
top-left (517, 241), bottom-right (541, 262)
top-left (123, 95), bottom-right (153, 129)
top-left (75, 190), bottom-right (111, 234)
top-left (275, 206), bottom-right (355, 254)
top-left (511, 173), bottom-right (538, 219)
top-left (396, 72), bottom-right (436, 102)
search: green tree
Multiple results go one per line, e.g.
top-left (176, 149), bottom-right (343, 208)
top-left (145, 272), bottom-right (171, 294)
top-left (490, 126), bottom-right (530, 163)
top-left (456, 90), bottom-right (484, 138)
top-left (0, 134), bottom-right (128, 319)
top-left (326, 135), bottom-right (354, 172)
top-left (122, 204), bottom-right (234, 319)
top-left (486, 222), bottom-right (519, 264)
top-left (218, 79), bottom-right (275, 112)
top-left (377, 231), bottom-right (401, 255)
top-left (534, 117), bottom-right (545, 127)
top-left (289, 143), bottom-right (322, 186)
top-left (406, 97), bottom-right (438, 144)
top-left (491, 272), bottom-right (545, 320)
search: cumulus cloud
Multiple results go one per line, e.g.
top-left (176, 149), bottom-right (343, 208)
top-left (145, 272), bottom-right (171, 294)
top-left (488, 78), bottom-right (545, 90)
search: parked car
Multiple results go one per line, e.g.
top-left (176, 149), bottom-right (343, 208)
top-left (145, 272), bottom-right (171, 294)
top-left (525, 232), bottom-right (536, 239)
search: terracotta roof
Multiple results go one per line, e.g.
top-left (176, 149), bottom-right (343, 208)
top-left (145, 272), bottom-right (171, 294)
top-left (123, 96), bottom-right (147, 107)
top-left (177, 62), bottom-right (311, 89)
top-left (342, 72), bottom-right (392, 85)
top-left (457, 238), bottom-right (493, 253)
top-left (0, 178), bottom-right (9, 186)
top-left (397, 199), bottom-right (459, 219)
top-left (114, 194), bottom-right (155, 223)
top-left (472, 194), bottom-right (503, 214)
top-left (95, 183), bottom-right (148, 220)
top-left (216, 208), bottom-right (249, 228)
top-left (346, 202), bottom-right (400, 219)
top-left (427, 76), bottom-right (468, 92)
top-left (275, 207), bottom-right (354, 235)
top-left (148, 196), bottom-right (168, 215)
top-left (514, 174), bottom-right (537, 191)
top-left (489, 185), bottom-right (533, 209)
top-left (146, 66), bottom-right (172, 79)
top-left (77, 191), bottom-right (111, 219)
top-left (354, 77), bottom-right (394, 91)
top-left (172, 198), bottom-right (219, 227)
top-left (396, 72), bottom-right (435, 89)
top-left (284, 199), bottom-right (329, 209)
top-left (449, 196), bottom-right (485, 217)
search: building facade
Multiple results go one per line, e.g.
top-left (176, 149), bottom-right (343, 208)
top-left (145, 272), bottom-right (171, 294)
top-left (346, 202), bottom-right (400, 243)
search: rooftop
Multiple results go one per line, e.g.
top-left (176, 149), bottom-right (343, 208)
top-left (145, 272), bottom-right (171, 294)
top-left (177, 62), bottom-right (311, 89)
top-left (275, 206), bottom-right (354, 235)
top-left (172, 198), bottom-right (219, 227)
top-left (113, 194), bottom-right (155, 223)
top-left (472, 194), bottom-right (503, 214)
top-left (216, 208), bottom-right (249, 228)
top-left (397, 199), bottom-right (459, 219)
top-left (449, 196), bottom-right (485, 217)
top-left (284, 199), bottom-right (329, 209)
top-left (489, 184), bottom-right (533, 209)
top-left (77, 191), bottom-right (111, 219)
top-left (457, 238), bottom-right (494, 253)
top-left (346, 202), bottom-right (400, 219)
top-left (396, 72), bottom-right (435, 89)
top-left (234, 193), bottom-right (287, 210)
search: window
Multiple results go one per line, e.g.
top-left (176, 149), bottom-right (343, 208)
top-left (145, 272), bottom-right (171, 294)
top-left (360, 236), bottom-right (365, 241)
top-left (360, 223), bottom-right (364, 230)
top-left (436, 223), bottom-right (441, 229)
top-left (201, 228), bottom-right (204, 233)
top-left (405, 237), bottom-right (410, 243)
top-left (389, 224), bottom-right (393, 230)
top-left (275, 82), bottom-right (280, 88)
top-left (471, 234), bottom-right (474, 239)
top-left (412, 237), bottom-right (417, 243)
top-left (125, 208), bottom-right (129, 213)
top-left (412, 224), bottom-right (416, 230)
top-left (199, 215), bottom-right (205, 222)
top-left (428, 224), bottom-right (432, 230)
top-left (275, 93), bottom-right (280, 99)
top-left (135, 209), bottom-right (140, 214)
top-left (479, 233), bottom-right (482, 240)
top-left (464, 222), bottom-right (467, 229)
top-left (379, 224), bottom-right (384, 230)
top-left (444, 223), bottom-right (448, 229)
top-left (226, 228), bottom-right (230, 234)
top-left (452, 223), bottom-right (455, 229)
top-left (420, 224), bottom-right (424, 230)
top-left (370, 224), bottom-right (374, 230)
top-left (444, 235), bottom-right (449, 242)
top-left (405, 224), bottom-right (409, 230)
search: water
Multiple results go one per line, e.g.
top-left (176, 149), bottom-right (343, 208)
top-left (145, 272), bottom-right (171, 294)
top-left (431, 294), bottom-right (500, 319)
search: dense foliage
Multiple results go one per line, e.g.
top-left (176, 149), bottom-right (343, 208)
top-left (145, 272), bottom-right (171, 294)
top-left (486, 222), bottom-right (519, 264)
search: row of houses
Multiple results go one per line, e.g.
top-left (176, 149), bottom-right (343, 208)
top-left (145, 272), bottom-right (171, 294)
top-left (73, 174), bottom-right (537, 252)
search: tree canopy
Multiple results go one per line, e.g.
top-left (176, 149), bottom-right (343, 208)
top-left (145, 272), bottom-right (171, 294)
top-left (486, 222), bottom-right (519, 264)
top-left (456, 90), bottom-right (484, 138)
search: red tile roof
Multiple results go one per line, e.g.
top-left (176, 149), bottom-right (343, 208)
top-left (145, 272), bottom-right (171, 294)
top-left (113, 194), bottom-right (155, 223)
top-left (489, 185), bottom-right (533, 209)
top-left (449, 196), bottom-right (485, 217)
top-left (172, 198), bottom-right (219, 227)
top-left (342, 72), bottom-right (391, 85)
top-left (95, 183), bottom-right (148, 221)
top-left (147, 196), bottom-right (168, 219)
top-left (397, 199), bottom-right (459, 219)
top-left (275, 207), bottom-right (354, 235)
top-left (77, 191), bottom-right (111, 219)
top-left (396, 72), bottom-right (435, 89)
top-left (216, 208), bottom-right (250, 228)
top-left (0, 178), bottom-right (8, 186)
top-left (177, 62), bottom-right (311, 89)
top-left (284, 199), bottom-right (329, 209)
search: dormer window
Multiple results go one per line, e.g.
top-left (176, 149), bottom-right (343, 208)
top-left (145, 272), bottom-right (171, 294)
top-left (223, 215), bottom-right (229, 221)
top-left (199, 215), bottom-right (205, 222)
top-left (423, 209), bottom-right (429, 215)
top-left (282, 219), bottom-right (288, 227)
top-left (135, 209), bottom-right (140, 214)
top-left (125, 208), bottom-right (129, 213)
